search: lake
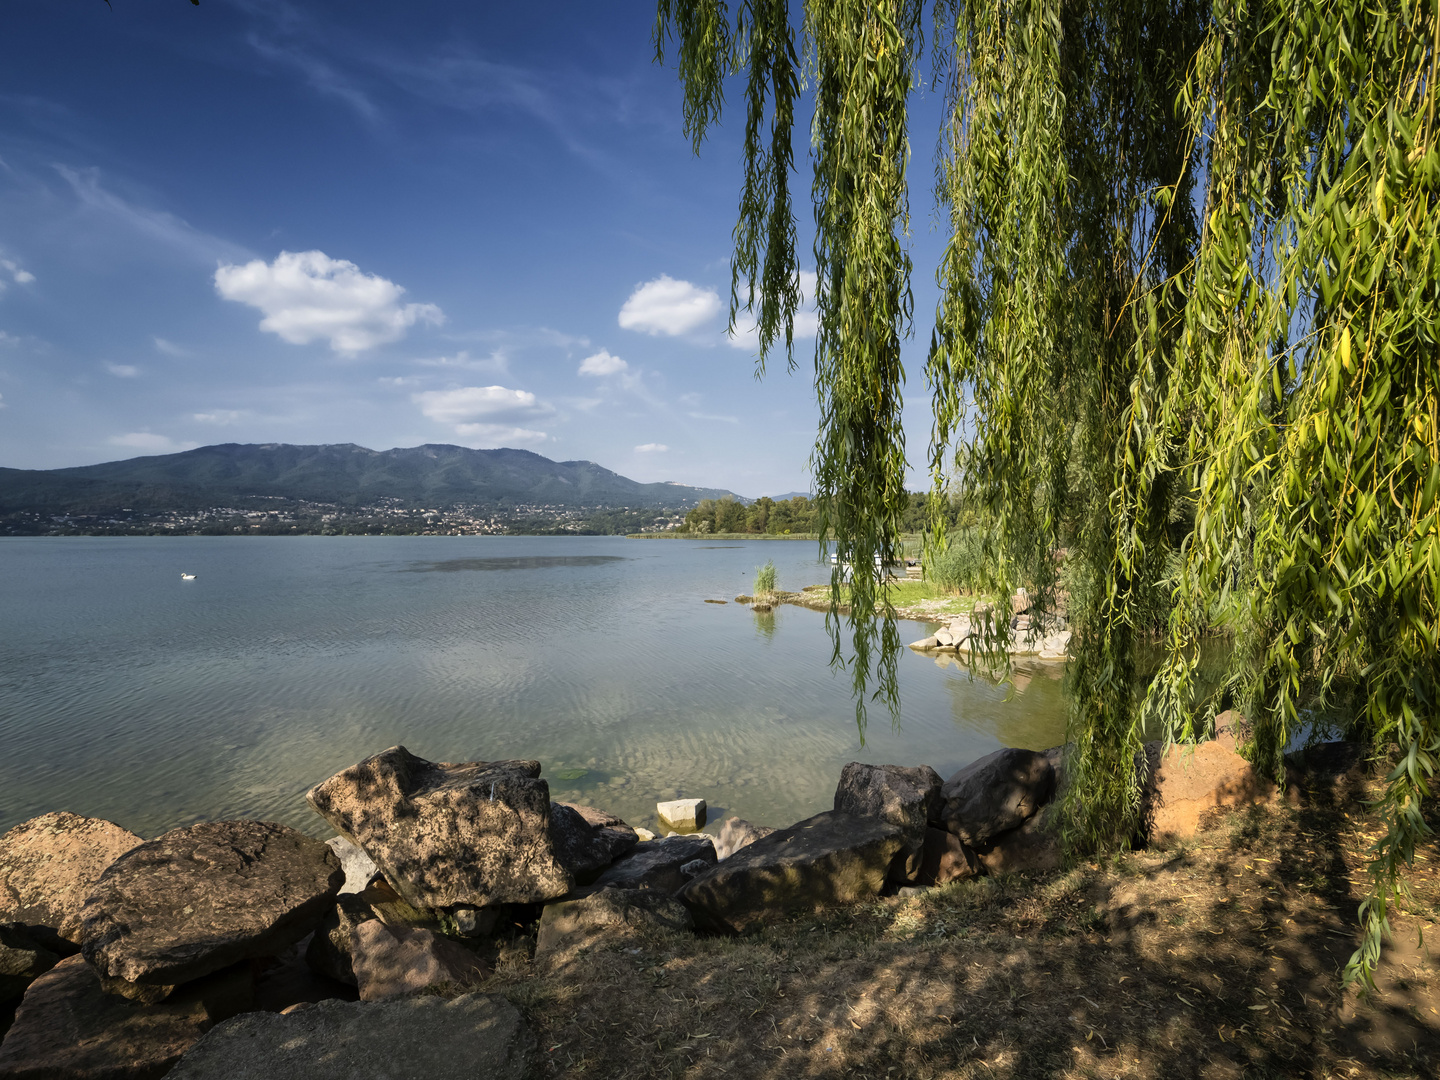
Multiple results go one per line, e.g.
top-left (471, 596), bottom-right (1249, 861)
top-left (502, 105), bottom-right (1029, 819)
top-left (0, 536), bottom-right (1068, 840)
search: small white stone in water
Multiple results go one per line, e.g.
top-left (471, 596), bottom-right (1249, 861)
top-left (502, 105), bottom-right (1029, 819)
top-left (657, 797), bottom-right (707, 832)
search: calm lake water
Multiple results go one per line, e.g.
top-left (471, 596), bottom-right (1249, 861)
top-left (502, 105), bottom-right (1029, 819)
top-left (0, 536), bottom-right (1068, 840)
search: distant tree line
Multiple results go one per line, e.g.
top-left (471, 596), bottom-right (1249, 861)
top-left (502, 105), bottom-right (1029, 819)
top-left (681, 493), bottom-right (959, 536)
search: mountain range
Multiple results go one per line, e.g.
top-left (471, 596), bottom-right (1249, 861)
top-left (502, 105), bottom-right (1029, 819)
top-left (0, 443), bottom-right (741, 514)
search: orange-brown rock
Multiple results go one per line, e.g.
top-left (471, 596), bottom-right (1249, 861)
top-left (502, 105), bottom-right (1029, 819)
top-left (0, 812), bottom-right (142, 948)
top-left (1145, 729), bottom-right (1276, 842)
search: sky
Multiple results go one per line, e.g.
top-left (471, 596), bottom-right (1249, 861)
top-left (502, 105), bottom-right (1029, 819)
top-left (0, 0), bottom-right (951, 497)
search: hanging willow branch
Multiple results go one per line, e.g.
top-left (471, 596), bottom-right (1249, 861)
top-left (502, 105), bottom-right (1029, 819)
top-left (656, 0), bottom-right (1437, 984)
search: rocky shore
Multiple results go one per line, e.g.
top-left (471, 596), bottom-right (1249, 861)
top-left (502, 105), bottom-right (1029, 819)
top-left (0, 725), bottom-right (1409, 1078)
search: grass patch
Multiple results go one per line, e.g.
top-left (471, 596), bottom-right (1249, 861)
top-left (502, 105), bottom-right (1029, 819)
top-left (753, 560), bottom-right (777, 602)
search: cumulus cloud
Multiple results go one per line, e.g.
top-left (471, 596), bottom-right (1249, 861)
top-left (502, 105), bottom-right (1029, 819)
top-left (618, 275), bottom-right (721, 336)
top-left (108, 432), bottom-right (197, 454)
top-left (578, 348), bottom-right (628, 376)
top-left (214, 250), bottom-right (444, 353)
top-left (412, 385), bottom-right (546, 424)
top-left (105, 363), bottom-right (139, 378)
top-left (634, 443), bottom-right (668, 453)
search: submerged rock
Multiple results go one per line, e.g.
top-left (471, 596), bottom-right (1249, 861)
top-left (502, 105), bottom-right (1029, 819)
top-left (678, 810), bottom-right (908, 933)
top-left (0, 812), bottom-right (142, 950)
top-left (80, 820), bottom-right (342, 992)
top-left (166, 994), bottom-right (535, 1080)
top-left (306, 746), bottom-right (572, 909)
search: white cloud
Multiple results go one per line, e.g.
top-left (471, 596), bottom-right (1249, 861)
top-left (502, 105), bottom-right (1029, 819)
top-left (618, 275), bottom-right (721, 336)
top-left (107, 432), bottom-right (197, 454)
top-left (0, 259), bottom-right (33, 287)
top-left (578, 348), bottom-right (628, 376)
top-left (193, 410), bottom-right (246, 425)
top-left (634, 443), bottom-right (668, 453)
top-left (455, 422), bottom-right (549, 445)
top-left (688, 411), bottom-right (740, 424)
top-left (412, 385), bottom-right (546, 424)
top-left (412, 349), bottom-right (509, 375)
top-left (105, 363), bottom-right (139, 378)
top-left (214, 250), bottom-right (444, 354)
top-left (153, 337), bottom-right (190, 357)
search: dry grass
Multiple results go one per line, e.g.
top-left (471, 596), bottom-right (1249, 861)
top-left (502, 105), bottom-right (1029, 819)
top-left (469, 775), bottom-right (1438, 1080)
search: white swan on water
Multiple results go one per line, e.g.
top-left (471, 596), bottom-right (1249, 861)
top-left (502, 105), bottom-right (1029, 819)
top-left (180, 572), bottom-right (196, 580)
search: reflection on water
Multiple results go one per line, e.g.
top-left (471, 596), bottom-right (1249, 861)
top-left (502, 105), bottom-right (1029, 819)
top-left (403, 555), bottom-right (629, 573)
top-left (0, 537), bottom-right (1069, 840)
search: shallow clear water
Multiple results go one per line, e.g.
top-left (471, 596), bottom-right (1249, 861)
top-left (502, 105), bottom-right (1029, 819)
top-left (0, 536), bottom-right (1068, 840)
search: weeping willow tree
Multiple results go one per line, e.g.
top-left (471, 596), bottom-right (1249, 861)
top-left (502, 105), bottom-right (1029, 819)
top-left (655, 0), bottom-right (1438, 984)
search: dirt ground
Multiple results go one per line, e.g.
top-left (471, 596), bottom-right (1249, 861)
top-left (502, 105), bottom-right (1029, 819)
top-left (477, 773), bottom-right (1439, 1080)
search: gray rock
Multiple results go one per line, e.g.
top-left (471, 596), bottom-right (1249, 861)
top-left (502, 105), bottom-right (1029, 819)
top-left (677, 810), bottom-right (908, 933)
top-left (833, 762), bottom-right (942, 881)
top-left (908, 636), bottom-right (940, 651)
top-left (0, 812), bottom-right (142, 949)
top-left (306, 746), bottom-right (572, 909)
top-left (975, 805), bottom-right (1062, 875)
top-left (589, 835), bottom-right (716, 896)
top-left (915, 827), bottom-right (979, 886)
top-left (536, 887), bottom-right (692, 962)
top-left (560, 804), bottom-right (639, 860)
top-left (549, 803), bottom-right (634, 885)
top-left (304, 895), bottom-right (376, 986)
top-left (0, 923), bottom-right (59, 1005)
top-left (349, 921), bottom-right (489, 1002)
top-left (678, 859), bottom-right (710, 879)
top-left (80, 820), bottom-right (342, 991)
top-left (165, 993), bottom-right (535, 1080)
top-left (324, 836), bottom-right (379, 895)
top-left (450, 906), bottom-right (500, 937)
top-left (0, 953), bottom-right (252, 1080)
top-left (714, 818), bottom-right (775, 860)
top-left (939, 748), bottom-right (1056, 846)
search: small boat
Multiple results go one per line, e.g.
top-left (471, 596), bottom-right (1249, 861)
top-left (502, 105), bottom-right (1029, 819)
top-left (180, 572), bottom-right (196, 580)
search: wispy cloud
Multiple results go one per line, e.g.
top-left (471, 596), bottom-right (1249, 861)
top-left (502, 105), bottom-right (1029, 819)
top-left (104, 363), bottom-right (139, 378)
top-left (0, 258), bottom-right (34, 292)
top-left (215, 250), bottom-right (444, 354)
top-left (634, 442), bottom-right (668, 453)
top-left (454, 422), bottom-right (548, 445)
top-left (412, 349), bottom-right (509, 375)
top-left (153, 337), bottom-right (191, 358)
top-left (193, 410), bottom-right (247, 425)
top-left (247, 34), bottom-right (382, 123)
top-left (107, 432), bottom-right (197, 454)
top-left (688, 411), bottom-right (740, 424)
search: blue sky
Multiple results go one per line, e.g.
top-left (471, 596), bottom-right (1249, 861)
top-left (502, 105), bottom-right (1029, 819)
top-left (0, 0), bottom-right (948, 496)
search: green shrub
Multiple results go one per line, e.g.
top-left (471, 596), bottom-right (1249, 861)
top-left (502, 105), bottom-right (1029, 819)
top-left (753, 560), bottom-right (777, 597)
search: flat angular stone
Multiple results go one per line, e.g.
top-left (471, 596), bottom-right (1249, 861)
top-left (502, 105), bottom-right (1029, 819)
top-left (677, 810), bottom-right (908, 933)
top-left (0, 812), bottom-right (142, 949)
top-left (350, 921), bottom-right (488, 1002)
top-left (0, 923), bottom-right (59, 1005)
top-left (536, 887), bottom-right (692, 963)
top-left (589, 835), bottom-right (716, 896)
top-left (324, 836), bottom-right (379, 895)
top-left (916, 827), bottom-right (979, 886)
top-left (656, 798), bottom-right (706, 832)
top-left (0, 954), bottom-right (252, 1080)
top-left (166, 993), bottom-right (534, 1080)
top-left (1143, 739), bottom-right (1275, 842)
top-left (833, 762), bottom-right (942, 881)
top-left (306, 746), bottom-right (572, 909)
top-left (80, 820), bottom-right (342, 990)
top-left (939, 748), bottom-right (1056, 847)
top-left (714, 818), bottom-right (776, 860)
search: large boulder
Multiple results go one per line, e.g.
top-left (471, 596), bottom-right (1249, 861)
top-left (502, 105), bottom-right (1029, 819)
top-left (939, 748), bottom-right (1055, 846)
top-left (588, 835), bottom-right (716, 896)
top-left (975, 805), bottom-right (1063, 875)
top-left (0, 812), bottom-right (142, 950)
top-left (349, 921), bottom-right (488, 1002)
top-left (549, 803), bottom-right (637, 885)
top-left (0, 954), bottom-right (252, 1080)
top-left (536, 887), bottom-right (692, 964)
top-left (833, 763), bottom-right (942, 881)
top-left (305, 746), bottom-right (572, 909)
top-left (165, 993), bottom-right (535, 1080)
top-left (1143, 738), bottom-right (1276, 842)
top-left (915, 828), bottom-right (979, 886)
top-left (714, 818), bottom-right (775, 860)
top-left (0, 923), bottom-right (59, 1005)
top-left (80, 820), bottom-right (342, 993)
top-left (677, 810), bottom-right (909, 934)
